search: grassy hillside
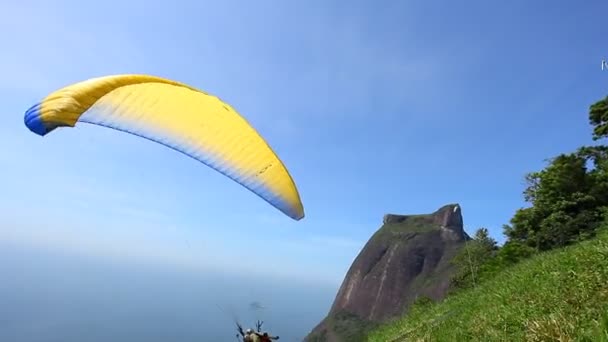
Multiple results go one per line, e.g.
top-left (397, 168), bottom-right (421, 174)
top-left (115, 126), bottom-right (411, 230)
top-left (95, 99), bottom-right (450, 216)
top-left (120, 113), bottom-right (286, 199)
top-left (367, 229), bottom-right (608, 342)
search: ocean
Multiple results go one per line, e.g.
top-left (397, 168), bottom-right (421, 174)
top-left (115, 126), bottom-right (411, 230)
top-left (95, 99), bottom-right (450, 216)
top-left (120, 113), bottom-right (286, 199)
top-left (0, 242), bottom-right (336, 342)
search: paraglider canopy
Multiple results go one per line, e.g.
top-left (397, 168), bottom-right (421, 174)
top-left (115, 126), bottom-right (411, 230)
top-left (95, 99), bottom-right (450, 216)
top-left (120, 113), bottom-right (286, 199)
top-left (23, 74), bottom-right (305, 221)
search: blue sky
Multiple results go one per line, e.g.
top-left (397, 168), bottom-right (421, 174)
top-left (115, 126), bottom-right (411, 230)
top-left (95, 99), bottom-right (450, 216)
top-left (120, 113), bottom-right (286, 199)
top-left (1, 0), bottom-right (607, 287)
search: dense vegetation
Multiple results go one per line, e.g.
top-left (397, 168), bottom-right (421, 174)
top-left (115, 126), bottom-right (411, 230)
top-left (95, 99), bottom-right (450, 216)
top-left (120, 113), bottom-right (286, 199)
top-left (368, 229), bottom-right (608, 341)
top-left (367, 95), bottom-right (608, 341)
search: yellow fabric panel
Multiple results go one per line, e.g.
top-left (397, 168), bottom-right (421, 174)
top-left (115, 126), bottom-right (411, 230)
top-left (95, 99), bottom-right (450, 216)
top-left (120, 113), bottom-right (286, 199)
top-left (26, 74), bottom-right (304, 220)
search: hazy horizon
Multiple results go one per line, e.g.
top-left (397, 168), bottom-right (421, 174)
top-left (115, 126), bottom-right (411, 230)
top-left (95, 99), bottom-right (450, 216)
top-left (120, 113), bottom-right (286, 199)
top-left (0, 239), bottom-right (336, 342)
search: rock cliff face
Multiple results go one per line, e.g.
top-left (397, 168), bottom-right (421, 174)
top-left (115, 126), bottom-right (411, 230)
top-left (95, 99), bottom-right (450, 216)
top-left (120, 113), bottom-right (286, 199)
top-left (305, 204), bottom-right (469, 342)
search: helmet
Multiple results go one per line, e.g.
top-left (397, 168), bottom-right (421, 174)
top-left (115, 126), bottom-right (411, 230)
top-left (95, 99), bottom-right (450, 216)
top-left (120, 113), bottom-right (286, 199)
top-left (246, 329), bottom-right (253, 334)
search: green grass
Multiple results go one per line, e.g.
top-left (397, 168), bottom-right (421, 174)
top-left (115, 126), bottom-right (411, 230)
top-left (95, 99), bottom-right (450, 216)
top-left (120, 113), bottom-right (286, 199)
top-left (367, 230), bottom-right (608, 342)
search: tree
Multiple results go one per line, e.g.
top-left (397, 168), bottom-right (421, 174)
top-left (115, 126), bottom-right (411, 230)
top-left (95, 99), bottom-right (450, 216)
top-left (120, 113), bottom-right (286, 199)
top-left (578, 145), bottom-right (608, 206)
top-left (495, 240), bottom-right (536, 265)
top-left (447, 94), bottom-right (608, 295)
top-left (589, 95), bottom-right (608, 141)
top-left (450, 228), bottom-right (498, 290)
top-left (505, 94), bottom-right (608, 251)
top-left (473, 228), bottom-right (499, 251)
top-left (508, 152), bottom-right (603, 250)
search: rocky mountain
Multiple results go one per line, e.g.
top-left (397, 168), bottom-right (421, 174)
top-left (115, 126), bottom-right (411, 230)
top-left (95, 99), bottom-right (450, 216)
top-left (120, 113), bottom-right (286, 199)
top-left (305, 204), bottom-right (470, 342)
